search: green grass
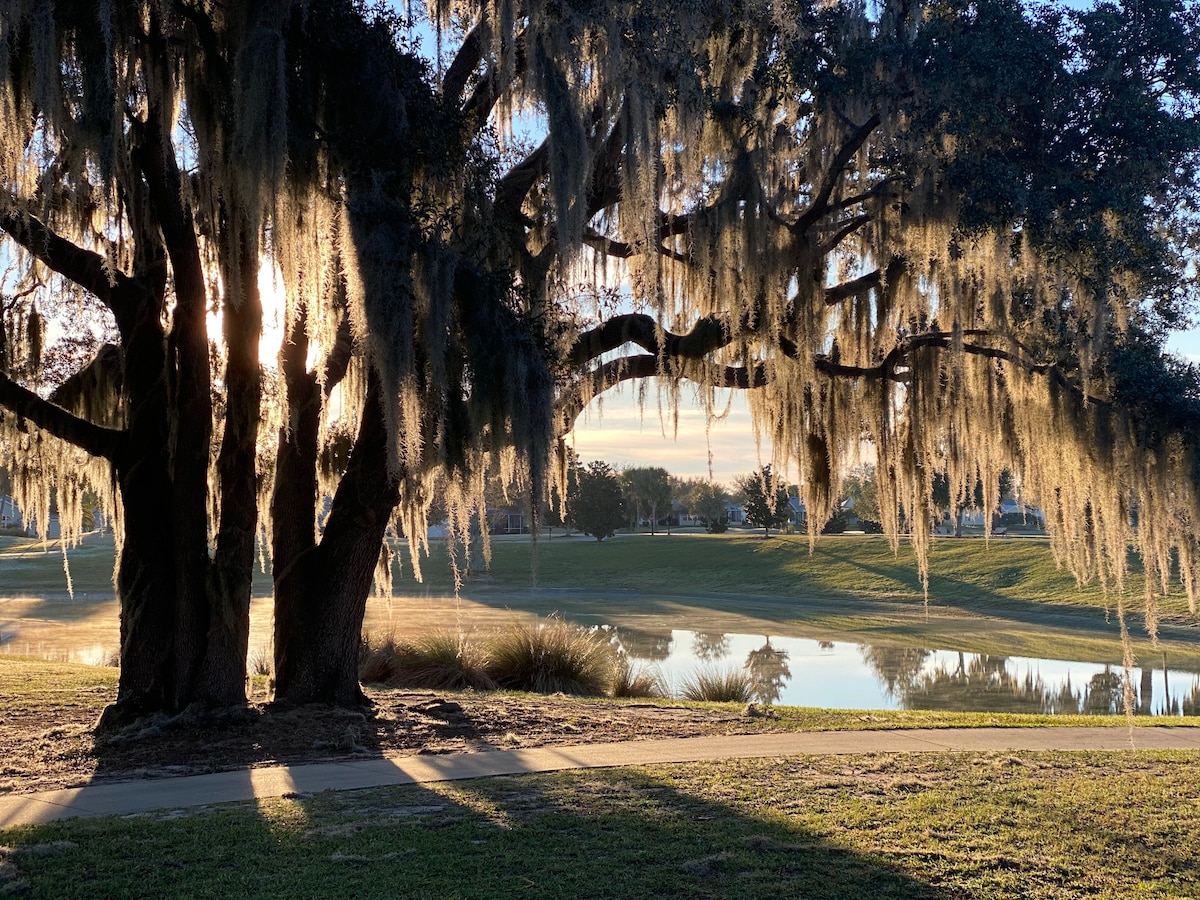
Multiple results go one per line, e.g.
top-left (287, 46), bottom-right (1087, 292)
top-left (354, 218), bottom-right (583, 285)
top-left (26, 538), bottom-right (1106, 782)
top-left (398, 531), bottom-right (1193, 616)
top-left (0, 532), bottom-right (274, 596)
top-left (4, 751), bottom-right (1198, 898)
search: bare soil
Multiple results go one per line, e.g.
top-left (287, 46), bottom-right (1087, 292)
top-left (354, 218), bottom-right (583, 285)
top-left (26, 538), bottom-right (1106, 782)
top-left (0, 686), bottom-right (769, 796)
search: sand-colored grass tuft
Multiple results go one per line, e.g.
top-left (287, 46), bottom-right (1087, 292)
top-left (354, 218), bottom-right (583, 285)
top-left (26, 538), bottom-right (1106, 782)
top-left (359, 632), bottom-right (494, 691)
top-left (611, 652), bottom-right (666, 698)
top-left (485, 618), bottom-right (616, 696)
top-left (680, 666), bottom-right (754, 703)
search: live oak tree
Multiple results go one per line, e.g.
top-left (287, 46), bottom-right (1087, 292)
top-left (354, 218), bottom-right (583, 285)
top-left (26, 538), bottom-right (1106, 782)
top-left (2, 0), bottom-right (1199, 720)
top-left (0, 1), bottom-right (554, 719)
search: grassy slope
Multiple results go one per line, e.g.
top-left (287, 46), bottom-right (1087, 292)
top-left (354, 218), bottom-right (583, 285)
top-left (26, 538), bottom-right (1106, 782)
top-left (5, 530), bottom-right (1190, 619)
top-left (397, 531), bottom-right (1191, 617)
top-left (4, 753), bottom-right (1198, 898)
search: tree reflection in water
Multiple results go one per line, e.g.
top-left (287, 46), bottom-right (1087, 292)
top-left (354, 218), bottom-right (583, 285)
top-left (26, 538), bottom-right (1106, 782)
top-left (692, 632), bottom-right (731, 663)
top-left (614, 627), bottom-right (674, 661)
top-left (746, 638), bottom-right (791, 704)
top-left (860, 646), bottom-right (1197, 716)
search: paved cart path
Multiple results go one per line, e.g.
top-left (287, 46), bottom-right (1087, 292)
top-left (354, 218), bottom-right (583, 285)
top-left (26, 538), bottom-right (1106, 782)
top-left (3, 726), bottom-right (1199, 828)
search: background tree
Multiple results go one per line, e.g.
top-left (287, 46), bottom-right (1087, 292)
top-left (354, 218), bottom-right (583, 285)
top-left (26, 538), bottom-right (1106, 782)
top-left (738, 467), bottom-right (791, 538)
top-left (932, 470), bottom-right (1016, 537)
top-left (620, 466), bottom-right (674, 535)
top-left (842, 465), bottom-right (882, 530)
top-left (685, 480), bottom-right (732, 533)
top-left (567, 460), bottom-right (627, 542)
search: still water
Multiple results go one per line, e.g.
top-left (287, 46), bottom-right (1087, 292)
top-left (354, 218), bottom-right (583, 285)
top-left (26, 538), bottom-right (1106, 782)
top-left (3, 594), bottom-right (1198, 715)
top-left (607, 627), bottom-right (1200, 717)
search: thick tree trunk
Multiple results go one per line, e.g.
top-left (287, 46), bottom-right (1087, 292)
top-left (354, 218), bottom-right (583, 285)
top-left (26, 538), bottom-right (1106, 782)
top-left (273, 375), bottom-right (400, 705)
top-left (100, 287), bottom-right (180, 731)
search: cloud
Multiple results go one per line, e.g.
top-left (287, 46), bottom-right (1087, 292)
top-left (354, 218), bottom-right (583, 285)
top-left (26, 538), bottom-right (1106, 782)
top-left (566, 382), bottom-right (772, 486)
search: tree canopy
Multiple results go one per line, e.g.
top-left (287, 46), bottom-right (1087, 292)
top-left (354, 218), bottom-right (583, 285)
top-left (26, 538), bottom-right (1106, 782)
top-left (620, 466), bottom-right (674, 533)
top-left (738, 466), bottom-right (792, 537)
top-left (1, 0), bottom-right (1198, 718)
top-left (568, 460), bottom-right (627, 541)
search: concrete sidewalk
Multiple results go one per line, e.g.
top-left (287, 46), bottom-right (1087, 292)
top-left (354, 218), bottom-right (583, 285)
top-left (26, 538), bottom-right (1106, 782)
top-left (3, 726), bottom-right (1199, 828)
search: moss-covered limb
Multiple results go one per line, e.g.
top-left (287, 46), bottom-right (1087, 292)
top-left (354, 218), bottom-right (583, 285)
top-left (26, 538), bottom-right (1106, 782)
top-left (792, 112), bottom-right (884, 234)
top-left (203, 224), bottom-right (265, 705)
top-left (0, 203), bottom-right (143, 327)
top-left (0, 371), bottom-right (122, 460)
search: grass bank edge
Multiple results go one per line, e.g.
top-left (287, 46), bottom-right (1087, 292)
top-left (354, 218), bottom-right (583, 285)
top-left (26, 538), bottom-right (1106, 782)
top-left (3, 656), bottom-right (1198, 732)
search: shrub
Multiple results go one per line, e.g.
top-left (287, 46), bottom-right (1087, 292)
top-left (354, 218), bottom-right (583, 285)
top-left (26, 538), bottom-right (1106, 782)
top-left (611, 652), bottom-right (665, 698)
top-left (821, 514), bottom-right (847, 534)
top-left (679, 666), bottom-right (753, 703)
top-left (485, 617), bottom-right (615, 695)
top-left (707, 516), bottom-right (728, 534)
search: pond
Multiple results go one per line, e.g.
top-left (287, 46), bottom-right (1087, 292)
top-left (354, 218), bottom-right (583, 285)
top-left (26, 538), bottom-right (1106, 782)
top-left (2, 592), bottom-right (1197, 716)
top-left (605, 627), bottom-right (1200, 717)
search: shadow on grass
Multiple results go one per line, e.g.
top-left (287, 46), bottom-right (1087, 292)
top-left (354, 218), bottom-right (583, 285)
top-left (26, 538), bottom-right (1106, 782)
top-left (3, 767), bottom-right (953, 899)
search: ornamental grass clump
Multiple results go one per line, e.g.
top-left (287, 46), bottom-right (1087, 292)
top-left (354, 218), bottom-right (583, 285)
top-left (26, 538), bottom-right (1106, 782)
top-left (611, 651), bottom-right (666, 698)
top-left (484, 618), bottom-right (615, 695)
top-left (359, 632), bottom-right (493, 690)
top-left (679, 666), bottom-right (754, 703)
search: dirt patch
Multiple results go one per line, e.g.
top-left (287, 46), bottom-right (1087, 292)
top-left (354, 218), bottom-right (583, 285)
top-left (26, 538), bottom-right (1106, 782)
top-left (0, 688), bottom-right (765, 796)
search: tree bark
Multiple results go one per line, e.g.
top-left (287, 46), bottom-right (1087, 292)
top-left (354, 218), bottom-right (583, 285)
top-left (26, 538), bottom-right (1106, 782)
top-left (200, 226), bottom-right (263, 706)
top-left (98, 282), bottom-right (179, 730)
top-left (272, 372), bottom-right (401, 706)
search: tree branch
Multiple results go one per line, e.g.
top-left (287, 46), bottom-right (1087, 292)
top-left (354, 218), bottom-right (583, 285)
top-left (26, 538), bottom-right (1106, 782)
top-left (555, 354), bottom-right (767, 434)
top-left (826, 174), bottom-right (907, 215)
top-left (0, 371), bottom-right (124, 459)
top-left (442, 21), bottom-right (485, 103)
top-left (0, 202), bottom-right (136, 318)
top-left (495, 139), bottom-right (550, 216)
top-left (793, 112), bottom-right (882, 235)
top-left (567, 312), bottom-right (730, 368)
top-left (815, 213), bottom-right (872, 256)
top-left (823, 269), bottom-right (882, 306)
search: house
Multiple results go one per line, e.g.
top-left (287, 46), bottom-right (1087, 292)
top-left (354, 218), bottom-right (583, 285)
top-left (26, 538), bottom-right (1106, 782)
top-left (488, 507), bottom-right (527, 534)
top-left (788, 496), bottom-right (806, 527)
top-left (0, 495), bottom-right (19, 531)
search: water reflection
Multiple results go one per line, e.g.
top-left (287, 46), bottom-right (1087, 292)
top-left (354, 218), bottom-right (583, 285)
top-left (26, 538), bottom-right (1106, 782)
top-left (613, 626), bottom-right (674, 661)
top-left (616, 629), bottom-right (1200, 717)
top-left (692, 632), bottom-right (731, 663)
top-left (5, 593), bottom-right (1200, 715)
top-left (745, 638), bottom-right (791, 704)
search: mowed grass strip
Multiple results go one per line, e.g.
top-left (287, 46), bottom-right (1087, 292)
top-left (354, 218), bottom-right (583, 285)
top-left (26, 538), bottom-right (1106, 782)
top-left (7, 531), bottom-right (1194, 622)
top-left (3, 751), bottom-right (1197, 899)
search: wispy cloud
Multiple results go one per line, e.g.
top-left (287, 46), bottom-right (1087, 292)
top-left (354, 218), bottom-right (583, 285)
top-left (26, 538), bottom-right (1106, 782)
top-left (567, 383), bottom-right (771, 486)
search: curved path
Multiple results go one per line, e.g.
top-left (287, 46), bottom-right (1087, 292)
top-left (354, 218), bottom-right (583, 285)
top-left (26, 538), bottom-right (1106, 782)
top-left (3, 726), bottom-right (1199, 828)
